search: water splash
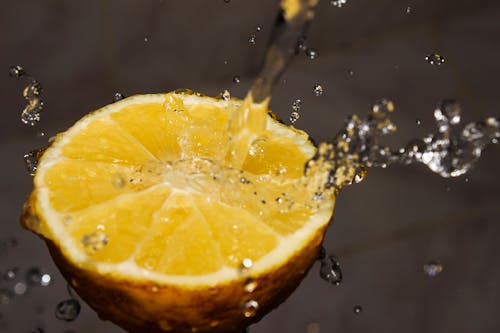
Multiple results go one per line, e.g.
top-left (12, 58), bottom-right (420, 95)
top-left (9, 65), bottom-right (44, 126)
top-left (306, 99), bottom-right (499, 192)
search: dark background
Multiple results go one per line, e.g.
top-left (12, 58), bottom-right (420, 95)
top-left (1, 1), bottom-right (500, 332)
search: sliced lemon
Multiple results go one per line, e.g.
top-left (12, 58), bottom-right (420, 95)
top-left (21, 91), bottom-right (335, 332)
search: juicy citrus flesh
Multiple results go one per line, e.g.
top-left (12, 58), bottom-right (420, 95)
top-left (23, 91), bottom-right (335, 332)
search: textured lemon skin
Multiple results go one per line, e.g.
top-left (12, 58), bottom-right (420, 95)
top-left (22, 194), bottom-right (328, 333)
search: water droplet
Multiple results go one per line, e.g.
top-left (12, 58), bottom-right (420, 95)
top-left (290, 112), bottom-right (300, 124)
top-left (223, 59), bottom-right (229, 65)
top-left (233, 75), bottom-right (241, 84)
top-left (221, 89), bottom-right (231, 101)
top-left (81, 230), bottom-right (108, 253)
top-left (416, 118), bottom-right (421, 125)
top-left (255, 25), bottom-right (263, 32)
top-left (40, 274), bottom-right (52, 287)
top-left (0, 288), bottom-right (13, 305)
top-left (305, 48), bottom-right (318, 60)
top-left (23, 148), bottom-right (46, 176)
top-left (242, 300), bottom-right (259, 317)
top-left (239, 258), bottom-right (253, 273)
top-left (112, 174), bottom-right (126, 189)
top-left (9, 65), bottom-right (25, 77)
top-left (313, 84), bottom-right (324, 96)
top-left (3, 268), bottom-right (18, 281)
top-left (306, 322), bottom-right (321, 333)
top-left (239, 177), bottom-right (250, 184)
top-left (248, 34), bottom-right (256, 46)
top-left (25, 267), bottom-right (49, 286)
top-left (425, 53), bottom-right (445, 66)
top-left (348, 69), bottom-right (355, 76)
top-left (423, 261), bottom-right (443, 277)
top-left (292, 99), bottom-right (302, 112)
top-left (319, 254), bottom-right (342, 285)
top-left (244, 278), bottom-right (258, 293)
top-left (144, 37), bottom-right (149, 42)
top-left (21, 81), bottom-right (43, 126)
top-left (353, 305), bottom-right (363, 315)
top-left (330, 0), bottom-right (347, 7)
top-left (113, 92), bottom-right (125, 102)
top-left (55, 299), bottom-right (81, 321)
top-left (406, 6), bottom-right (411, 14)
top-left (13, 282), bottom-right (27, 295)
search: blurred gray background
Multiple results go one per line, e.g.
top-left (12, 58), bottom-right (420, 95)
top-left (1, 0), bottom-right (500, 332)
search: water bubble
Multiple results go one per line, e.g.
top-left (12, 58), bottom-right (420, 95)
top-left (221, 89), bottom-right (231, 101)
top-left (55, 299), bottom-right (81, 321)
top-left (313, 84), bottom-right (324, 96)
top-left (81, 230), bottom-right (108, 253)
top-left (319, 254), bottom-right (342, 285)
top-left (305, 48), bottom-right (318, 60)
top-left (255, 25), bottom-right (263, 32)
top-left (233, 75), bottom-right (241, 84)
top-left (423, 261), bottom-right (443, 277)
top-left (113, 92), bottom-right (125, 102)
top-left (290, 111), bottom-right (300, 124)
top-left (416, 118), bottom-right (421, 125)
top-left (9, 65), bottom-right (25, 77)
top-left (242, 300), bottom-right (259, 317)
top-left (353, 305), bottom-right (363, 315)
top-left (13, 282), bottom-right (27, 295)
top-left (306, 322), bottom-right (321, 333)
top-left (248, 34), bottom-right (256, 46)
top-left (425, 54), bottom-right (445, 66)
